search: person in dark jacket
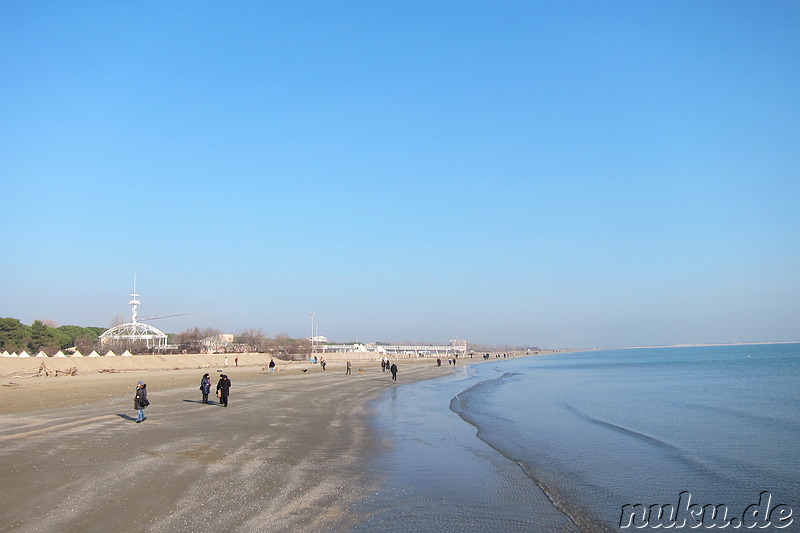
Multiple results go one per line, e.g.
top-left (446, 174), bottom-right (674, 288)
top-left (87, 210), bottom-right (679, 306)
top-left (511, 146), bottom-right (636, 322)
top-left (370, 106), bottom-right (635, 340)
top-left (216, 374), bottom-right (231, 407)
top-left (200, 373), bottom-right (212, 404)
top-left (390, 363), bottom-right (398, 382)
top-left (134, 381), bottom-right (148, 422)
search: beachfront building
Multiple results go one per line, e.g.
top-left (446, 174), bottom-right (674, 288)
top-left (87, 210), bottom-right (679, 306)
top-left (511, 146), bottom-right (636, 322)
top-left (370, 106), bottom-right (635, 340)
top-left (200, 333), bottom-right (234, 353)
top-left (99, 278), bottom-right (168, 353)
top-left (316, 339), bottom-right (467, 359)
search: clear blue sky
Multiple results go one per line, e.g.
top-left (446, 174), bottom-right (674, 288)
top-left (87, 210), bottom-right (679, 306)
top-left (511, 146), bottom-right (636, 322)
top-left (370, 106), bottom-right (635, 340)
top-left (2, 1), bottom-right (798, 348)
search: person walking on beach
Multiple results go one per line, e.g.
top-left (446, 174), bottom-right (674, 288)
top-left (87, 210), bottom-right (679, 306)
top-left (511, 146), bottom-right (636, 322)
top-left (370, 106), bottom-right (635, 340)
top-left (224, 356), bottom-right (229, 367)
top-left (235, 356), bottom-right (239, 367)
top-left (200, 373), bottom-right (212, 404)
top-left (390, 363), bottom-right (398, 381)
top-left (269, 359), bottom-right (276, 374)
top-left (216, 374), bottom-right (231, 407)
top-left (134, 381), bottom-right (149, 422)
top-left (346, 360), bottom-right (352, 375)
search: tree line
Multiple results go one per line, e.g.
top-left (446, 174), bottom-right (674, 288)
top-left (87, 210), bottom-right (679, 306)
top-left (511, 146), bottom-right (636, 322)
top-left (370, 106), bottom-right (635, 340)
top-left (171, 327), bottom-right (310, 359)
top-left (0, 318), bottom-right (312, 359)
top-left (0, 318), bottom-right (104, 355)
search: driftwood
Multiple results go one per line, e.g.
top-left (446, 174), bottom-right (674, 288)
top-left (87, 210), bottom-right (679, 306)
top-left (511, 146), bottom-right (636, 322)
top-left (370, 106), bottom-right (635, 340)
top-left (31, 363), bottom-right (78, 377)
top-left (99, 368), bottom-right (121, 373)
top-left (2, 382), bottom-right (23, 388)
top-left (34, 362), bottom-right (53, 377)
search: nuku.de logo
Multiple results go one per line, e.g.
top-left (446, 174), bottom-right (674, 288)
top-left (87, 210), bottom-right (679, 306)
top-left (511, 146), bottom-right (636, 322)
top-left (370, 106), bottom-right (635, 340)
top-left (620, 491), bottom-right (793, 529)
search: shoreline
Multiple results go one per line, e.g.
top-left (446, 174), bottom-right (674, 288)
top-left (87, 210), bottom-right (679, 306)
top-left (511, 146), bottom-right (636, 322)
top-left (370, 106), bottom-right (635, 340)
top-left (0, 353), bottom-right (549, 532)
top-left (352, 359), bottom-right (584, 533)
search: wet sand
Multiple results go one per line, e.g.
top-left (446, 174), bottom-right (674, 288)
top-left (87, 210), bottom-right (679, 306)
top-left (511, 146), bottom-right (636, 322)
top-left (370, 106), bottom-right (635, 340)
top-left (0, 356), bottom-right (491, 532)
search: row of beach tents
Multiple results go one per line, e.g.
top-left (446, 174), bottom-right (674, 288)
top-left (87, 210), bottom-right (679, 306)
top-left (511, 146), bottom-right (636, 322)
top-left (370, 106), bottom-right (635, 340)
top-left (0, 350), bottom-right (137, 358)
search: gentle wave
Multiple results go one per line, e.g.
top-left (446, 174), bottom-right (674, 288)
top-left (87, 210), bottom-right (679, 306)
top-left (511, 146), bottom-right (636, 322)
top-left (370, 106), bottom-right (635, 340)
top-left (559, 400), bottom-right (729, 485)
top-left (451, 373), bottom-right (614, 533)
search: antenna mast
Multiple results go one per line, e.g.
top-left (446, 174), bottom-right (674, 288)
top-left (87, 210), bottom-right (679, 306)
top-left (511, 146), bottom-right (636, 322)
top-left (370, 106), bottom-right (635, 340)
top-left (129, 275), bottom-right (140, 324)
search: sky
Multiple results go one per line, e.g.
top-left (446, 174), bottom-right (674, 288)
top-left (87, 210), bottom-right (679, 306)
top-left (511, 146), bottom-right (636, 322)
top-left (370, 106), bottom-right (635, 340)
top-left (1, 1), bottom-right (798, 349)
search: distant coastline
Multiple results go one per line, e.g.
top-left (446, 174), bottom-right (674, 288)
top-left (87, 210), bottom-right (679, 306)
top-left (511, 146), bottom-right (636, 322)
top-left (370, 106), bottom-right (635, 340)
top-left (621, 340), bottom-right (800, 350)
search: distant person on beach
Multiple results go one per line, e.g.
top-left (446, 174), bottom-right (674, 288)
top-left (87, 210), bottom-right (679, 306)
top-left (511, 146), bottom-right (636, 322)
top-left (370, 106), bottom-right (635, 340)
top-left (269, 359), bottom-right (276, 373)
top-left (452, 357), bottom-right (456, 367)
top-left (235, 356), bottom-right (239, 367)
top-left (200, 373), bottom-right (212, 404)
top-left (346, 360), bottom-right (352, 375)
top-left (216, 374), bottom-right (231, 407)
top-left (224, 357), bottom-right (229, 367)
top-left (321, 359), bottom-right (327, 371)
top-left (436, 358), bottom-right (441, 367)
top-left (390, 363), bottom-right (398, 381)
top-left (134, 381), bottom-right (148, 423)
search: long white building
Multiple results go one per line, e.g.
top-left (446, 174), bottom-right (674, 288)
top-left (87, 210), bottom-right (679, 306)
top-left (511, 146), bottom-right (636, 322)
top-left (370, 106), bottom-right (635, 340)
top-left (316, 339), bottom-right (467, 358)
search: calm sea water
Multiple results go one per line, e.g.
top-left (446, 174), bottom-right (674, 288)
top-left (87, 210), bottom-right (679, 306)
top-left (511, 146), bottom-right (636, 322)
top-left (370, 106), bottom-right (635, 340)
top-left (353, 344), bottom-right (800, 532)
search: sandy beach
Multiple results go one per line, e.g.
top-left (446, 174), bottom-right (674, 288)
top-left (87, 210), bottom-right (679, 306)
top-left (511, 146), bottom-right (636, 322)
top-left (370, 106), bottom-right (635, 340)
top-left (0, 354), bottom-right (504, 532)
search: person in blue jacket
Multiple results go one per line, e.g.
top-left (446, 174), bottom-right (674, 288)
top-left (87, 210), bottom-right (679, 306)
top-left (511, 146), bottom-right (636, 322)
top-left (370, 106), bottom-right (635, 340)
top-left (200, 373), bottom-right (212, 404)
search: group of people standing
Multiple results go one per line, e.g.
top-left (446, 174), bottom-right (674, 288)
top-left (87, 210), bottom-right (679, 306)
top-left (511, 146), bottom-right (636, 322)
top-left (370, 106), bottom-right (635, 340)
top-left (380, 358), bottom-right (398, 381)
top-left (134, 357), bottom-right (404, 422)
top-left (200, 373), bottom-right (231, 406)
top-left (131, 373), bottom-right (232, 422)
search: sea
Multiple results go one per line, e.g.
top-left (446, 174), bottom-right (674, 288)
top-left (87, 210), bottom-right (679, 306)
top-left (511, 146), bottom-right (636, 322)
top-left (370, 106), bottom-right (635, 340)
top-left (352, 343), bottom-right (800, 532)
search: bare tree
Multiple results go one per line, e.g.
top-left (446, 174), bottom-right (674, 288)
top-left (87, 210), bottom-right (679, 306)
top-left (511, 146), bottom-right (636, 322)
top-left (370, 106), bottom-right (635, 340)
top-left (174, 327), bottom-right (221, 353)
top-left (237, 329), bottom-right (267, 352)
top-left (75, 334), bottom-right (95, 354)
top-left (272, 334), bottom-right (310, 360)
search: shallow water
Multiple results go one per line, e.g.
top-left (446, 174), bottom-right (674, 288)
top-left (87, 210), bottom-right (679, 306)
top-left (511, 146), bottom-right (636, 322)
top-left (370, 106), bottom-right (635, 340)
top-left (356, 344), bottom-right (800, 531)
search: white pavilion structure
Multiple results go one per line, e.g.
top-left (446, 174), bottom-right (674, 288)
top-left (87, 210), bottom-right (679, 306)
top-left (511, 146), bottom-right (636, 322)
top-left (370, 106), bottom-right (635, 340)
top-left (99, 278), bottom-right (168, 352)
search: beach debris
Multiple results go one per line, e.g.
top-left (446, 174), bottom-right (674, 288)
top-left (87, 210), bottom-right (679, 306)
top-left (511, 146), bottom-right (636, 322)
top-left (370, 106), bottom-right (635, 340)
top-left (2, 382), bottom-right (23, 388)
top-left (34, 362), bottom-right (54, 377)
top-left (55, 367), bottom-right (78, 377)
top-left (99, 368), bottom-right (121, 373)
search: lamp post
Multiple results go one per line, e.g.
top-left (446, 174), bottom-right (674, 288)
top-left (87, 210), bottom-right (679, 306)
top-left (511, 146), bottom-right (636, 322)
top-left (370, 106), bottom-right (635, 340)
top-left (309, 313), bottom-right (315, 359)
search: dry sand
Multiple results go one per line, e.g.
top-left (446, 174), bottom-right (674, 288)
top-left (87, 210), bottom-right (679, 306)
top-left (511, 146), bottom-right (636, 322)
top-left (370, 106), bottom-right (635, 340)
top-left (0, 355), bottom-right (501, 532)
